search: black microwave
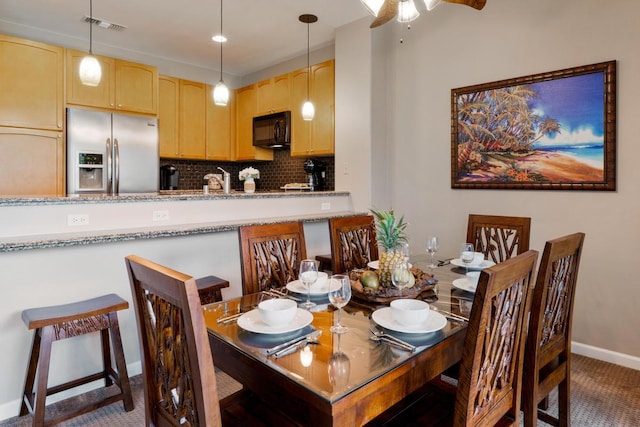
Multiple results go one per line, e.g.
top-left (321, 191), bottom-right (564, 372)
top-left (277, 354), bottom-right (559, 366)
top-left (253, 111), bottom-right (291, 148)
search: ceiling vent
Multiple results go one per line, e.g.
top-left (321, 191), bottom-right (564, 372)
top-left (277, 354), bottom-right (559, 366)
top-left (83, 16), bottom-right (127, 31)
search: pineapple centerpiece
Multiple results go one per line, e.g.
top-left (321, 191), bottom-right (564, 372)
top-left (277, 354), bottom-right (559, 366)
top-left (371, 208), bottom-right (408, 287)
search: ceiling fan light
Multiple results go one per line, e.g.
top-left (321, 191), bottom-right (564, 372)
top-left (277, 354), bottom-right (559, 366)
top-left (213, 80), bottom-right (229, 106)
top-left (360, 0), bottom-right (385, 17)
top-left (398, 0), bottom-right (420, 23)
top-left (79, 55), bottom-right (102, 87)
top-left (302, 101), bottom-right (315, 121)
top-left (424, 0), bottom-right (442, 11)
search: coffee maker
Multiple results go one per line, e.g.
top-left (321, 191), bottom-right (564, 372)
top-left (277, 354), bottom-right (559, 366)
top-left (160, 164), bottom-right (179, 190)
top-left (303, 159), bottom-right (326, 191)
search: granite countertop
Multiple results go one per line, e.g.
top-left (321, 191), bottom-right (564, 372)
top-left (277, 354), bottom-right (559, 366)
top-left (0, 189), bottom-right (347, 207)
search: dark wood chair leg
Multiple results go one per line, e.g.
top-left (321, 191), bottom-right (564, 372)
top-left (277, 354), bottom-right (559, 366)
top-left (20, 331), bottom-right (41, 417)
top-left (100, 328), bottom-right (114, 388)
top-left (33, 326), bottom-right (55, 427)
top-left (108, 311), bottom-right (135, 411)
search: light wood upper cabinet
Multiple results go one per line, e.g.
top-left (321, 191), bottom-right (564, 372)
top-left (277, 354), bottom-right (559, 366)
top-left (179, 80), bottom-right (206, 159)
top-left (0, 127), bottom-right (64, 195)
top-left (257, 74), bottom-right (290, 115)
top-left (115, 60), bottom-right (158, 115)
top-left (290, 60), bottom-right (334, 157)
top-left (158, 76), bottom-right (179, 158)
top-left (66, 49), bottom-right (158, 115)
top-left (0, 35), bottom-right (63, 131)
top-left (66, 49), bottom-right (115, 109)
top-left (206, 85), bottom-right (233, 161)
top-left (235, 85), bottom-right (273, 161)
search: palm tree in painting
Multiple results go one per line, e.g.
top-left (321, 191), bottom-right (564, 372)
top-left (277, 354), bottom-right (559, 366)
top-left (456, 85), bottom-right (561, 179)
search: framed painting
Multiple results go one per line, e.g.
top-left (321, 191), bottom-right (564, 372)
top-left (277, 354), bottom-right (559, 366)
top-left (451, 61), bottom-right (616, 191)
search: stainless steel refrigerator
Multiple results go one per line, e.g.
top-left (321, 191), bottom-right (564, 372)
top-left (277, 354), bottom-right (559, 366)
top-left (66, 108), bottom-right (159, 195)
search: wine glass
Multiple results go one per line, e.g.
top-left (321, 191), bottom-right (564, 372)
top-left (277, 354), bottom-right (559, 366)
top-left (426, 236), bottom-right (439, 271)
top-left (460, 243), bottom-right (475, 274)
top-left (328, 274), bottom-right (352, 334)
top-left (400, 241), bottom-right (410, 264)
top-left (299, 259), bottom-right (318, 309)
top-left (391, 262), bottom-right (411, 296)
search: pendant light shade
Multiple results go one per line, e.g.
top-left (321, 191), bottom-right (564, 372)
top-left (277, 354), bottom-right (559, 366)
top-left (213, 0), bottom-right (228, 106)
top-left (424, 0), bottom-right (443, 11)
top-left (80, 0), bottom-right (102, 87)
top-left (397, 0), bottom-right (420, 23)
top-left (299, 14), bottom-right (317, 122)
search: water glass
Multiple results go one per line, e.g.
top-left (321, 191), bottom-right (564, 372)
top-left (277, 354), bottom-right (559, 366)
top-left (460, 243), bottom-right (475, 274)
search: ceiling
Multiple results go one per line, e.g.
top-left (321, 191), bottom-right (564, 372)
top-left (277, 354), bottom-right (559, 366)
top-left (0, 0), bottom-right (372, 77)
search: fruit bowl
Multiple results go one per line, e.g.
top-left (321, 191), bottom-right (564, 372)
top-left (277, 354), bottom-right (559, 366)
top-left (349, 267), bottom-right (437, 303)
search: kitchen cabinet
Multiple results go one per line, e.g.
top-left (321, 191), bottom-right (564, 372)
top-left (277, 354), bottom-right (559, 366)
top-left (290, 60), bottom-right (335, 157)
top-left (66, 49), bottom-right (158, 115)
top-left (159, 76), bottom-right (206, 159)
top-left (235, 84), bottom-right (273, 161)
top-left (257, 74), bottom-right (290, 115)
top-left (0, 127), bottom-right (64, 195)
top-left (0, 34), bottom-right (64, 131)
top-left (158, 76), bottom-right (180, 158)
top-left (206, 85), bottom-right (233, 161)
top-left (179, 80), bottom-right (206, 159)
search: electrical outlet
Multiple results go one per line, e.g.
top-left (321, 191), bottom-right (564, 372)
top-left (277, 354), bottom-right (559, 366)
top-left (67, 214), bottom-right (89, 226)
top-left (343, 161), bottom-right (349, 175)
top-left (321, 202), bottom-right (331, 211)
top-left (152, 210), bottom-right (169, 221)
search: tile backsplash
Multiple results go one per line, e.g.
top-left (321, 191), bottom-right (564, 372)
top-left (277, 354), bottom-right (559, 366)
top-left (160, 150), bottom-right (334, 192)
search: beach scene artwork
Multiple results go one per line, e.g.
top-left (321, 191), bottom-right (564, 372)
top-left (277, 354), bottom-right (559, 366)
top-left (452, 63), bottom-right (614, 190)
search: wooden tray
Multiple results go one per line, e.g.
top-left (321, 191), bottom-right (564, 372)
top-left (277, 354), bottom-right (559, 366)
top-left (349, 268), bottom-right (437, 303)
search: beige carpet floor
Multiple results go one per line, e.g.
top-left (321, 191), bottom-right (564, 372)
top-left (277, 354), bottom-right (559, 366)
top-left (2, 354), bottom-right (638, 426)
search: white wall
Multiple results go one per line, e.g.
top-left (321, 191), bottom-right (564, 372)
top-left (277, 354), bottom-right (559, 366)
top-left (340, 0), bottom-right (640, 363)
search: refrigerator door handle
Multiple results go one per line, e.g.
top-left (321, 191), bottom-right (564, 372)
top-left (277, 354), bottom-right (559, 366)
top-left (106, 138), bottom-right (113, 195)
top-left (113, 138), bottom-right (120, 194)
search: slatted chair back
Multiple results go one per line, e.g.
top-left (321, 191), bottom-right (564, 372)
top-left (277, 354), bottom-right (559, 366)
top-left (238, 222), bottom-right (307, 295)
top-left (454, 250), bottom-right (538, 427)
top-left (522, 232), bottom-right (585, 427)
top-left (125, 255), bottom-right (222, 427)
top-left (329, 215), bottom-right (379, 274)
top-left (467, 214), bottom-right (531, 263)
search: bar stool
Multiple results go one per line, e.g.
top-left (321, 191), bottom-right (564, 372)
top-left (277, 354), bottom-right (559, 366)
top-left (195, 275), bottom-right (229, 304)
top-left (20, 293), bottom-right (134, 427)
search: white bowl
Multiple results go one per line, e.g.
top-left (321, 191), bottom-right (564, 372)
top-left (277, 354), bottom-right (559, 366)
top-left (390, 299), bottom-right (430, 326)
top-left (309, 271), bottom-right (329, 291)
top-left (466, 271), bottom-right (480, 285)
top-left (258, 298), bottom-right (297, 327)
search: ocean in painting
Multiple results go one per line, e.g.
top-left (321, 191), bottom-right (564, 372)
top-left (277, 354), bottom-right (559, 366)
top-left (536, 143), bottom-right (604, 167)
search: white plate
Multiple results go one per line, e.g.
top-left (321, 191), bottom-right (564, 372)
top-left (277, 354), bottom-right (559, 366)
top-left (452, 278), bottom-right (478, 293)
top-left (237, 308), bottom-right (313, 334)
top-left (450, 258), bottom-right (496, 270)
top-left (372, 307), bottom-right (447, 334)
top-left (367, 260), bottom-right (413, 270)
top-left (286, 279), bottom-right (330, 295)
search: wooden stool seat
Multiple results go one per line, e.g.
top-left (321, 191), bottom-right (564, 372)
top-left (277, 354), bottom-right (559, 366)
top-left (20, 293), bottom-right (134, 427)
top-left (195, 275), bottom-right (229, 304)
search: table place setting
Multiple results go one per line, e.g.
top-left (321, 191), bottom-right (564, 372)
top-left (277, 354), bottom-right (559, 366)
top-left (371, 299), bottom-right (448, 335)
top-left (236, 298), bottom-right (314, 334)
top-left (452, 271), bottom-right (480, 293)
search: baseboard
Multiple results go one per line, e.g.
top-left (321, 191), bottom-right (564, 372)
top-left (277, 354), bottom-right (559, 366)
top-left (572, 341), bottom-right (640, 371)
top-left (0, 361), bottom-right (142, 422)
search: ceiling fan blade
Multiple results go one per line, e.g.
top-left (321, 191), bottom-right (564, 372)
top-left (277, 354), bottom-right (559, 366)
top-left (370, 0), bottom-right (400, 28)
top-left (443, 0), bottom-right (487, 10)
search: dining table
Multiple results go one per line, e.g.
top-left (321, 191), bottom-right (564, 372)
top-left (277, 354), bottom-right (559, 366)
top-left (203, 254), bottom-right (480, 426)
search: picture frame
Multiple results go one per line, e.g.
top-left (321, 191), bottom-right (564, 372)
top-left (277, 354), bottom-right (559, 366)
top-left (451, 61), bottom-right (616, 191)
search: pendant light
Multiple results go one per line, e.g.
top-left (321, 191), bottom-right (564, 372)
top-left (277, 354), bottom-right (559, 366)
top-left (79, 0), bottom-right (102, 87)
top-left (299, 14), bottom-right (317, 121)
top-left (397, 0), bottom-right (420, 23)
top-left (213, 0), bottom-right (229, 106)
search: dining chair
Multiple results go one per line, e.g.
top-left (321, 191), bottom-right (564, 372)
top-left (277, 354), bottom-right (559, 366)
top-left (238, 221), bottom-right (307, 295)
top-left (125, 254), bottom-right (302, 426)
top-left (367, 249), bottom-right (539, 427)
top-left (467, 214), bottom-right (531, 263)
top-left (328, 215), bottom-right (379, 274)
top-left (522, 232), bottom-right (585, 427)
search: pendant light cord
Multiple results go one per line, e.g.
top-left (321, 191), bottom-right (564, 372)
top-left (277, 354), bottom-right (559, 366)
top-left (306, 20), bottom-right (310, 100)
top-left (219, 0), bottom-right (223, 81)
top-left (89, 0), bottom-right (93, 55)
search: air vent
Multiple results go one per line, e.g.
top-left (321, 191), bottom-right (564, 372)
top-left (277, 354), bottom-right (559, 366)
top-left (83, 16), bottom-right (127, 31)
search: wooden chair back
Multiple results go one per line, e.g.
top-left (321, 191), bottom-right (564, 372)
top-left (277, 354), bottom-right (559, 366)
top-left (238, 222), bottom-right (307, 294)
top-left (125, 255), bottom-right (222, 427)
top-left (454, 250), bottom-right (538, 426)
top-left (329, 215), bottom-right (379, 274)
top-left (466, 214), bottom-right (531, 263)
top-left (522, 232), bottom-right (585, 427)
